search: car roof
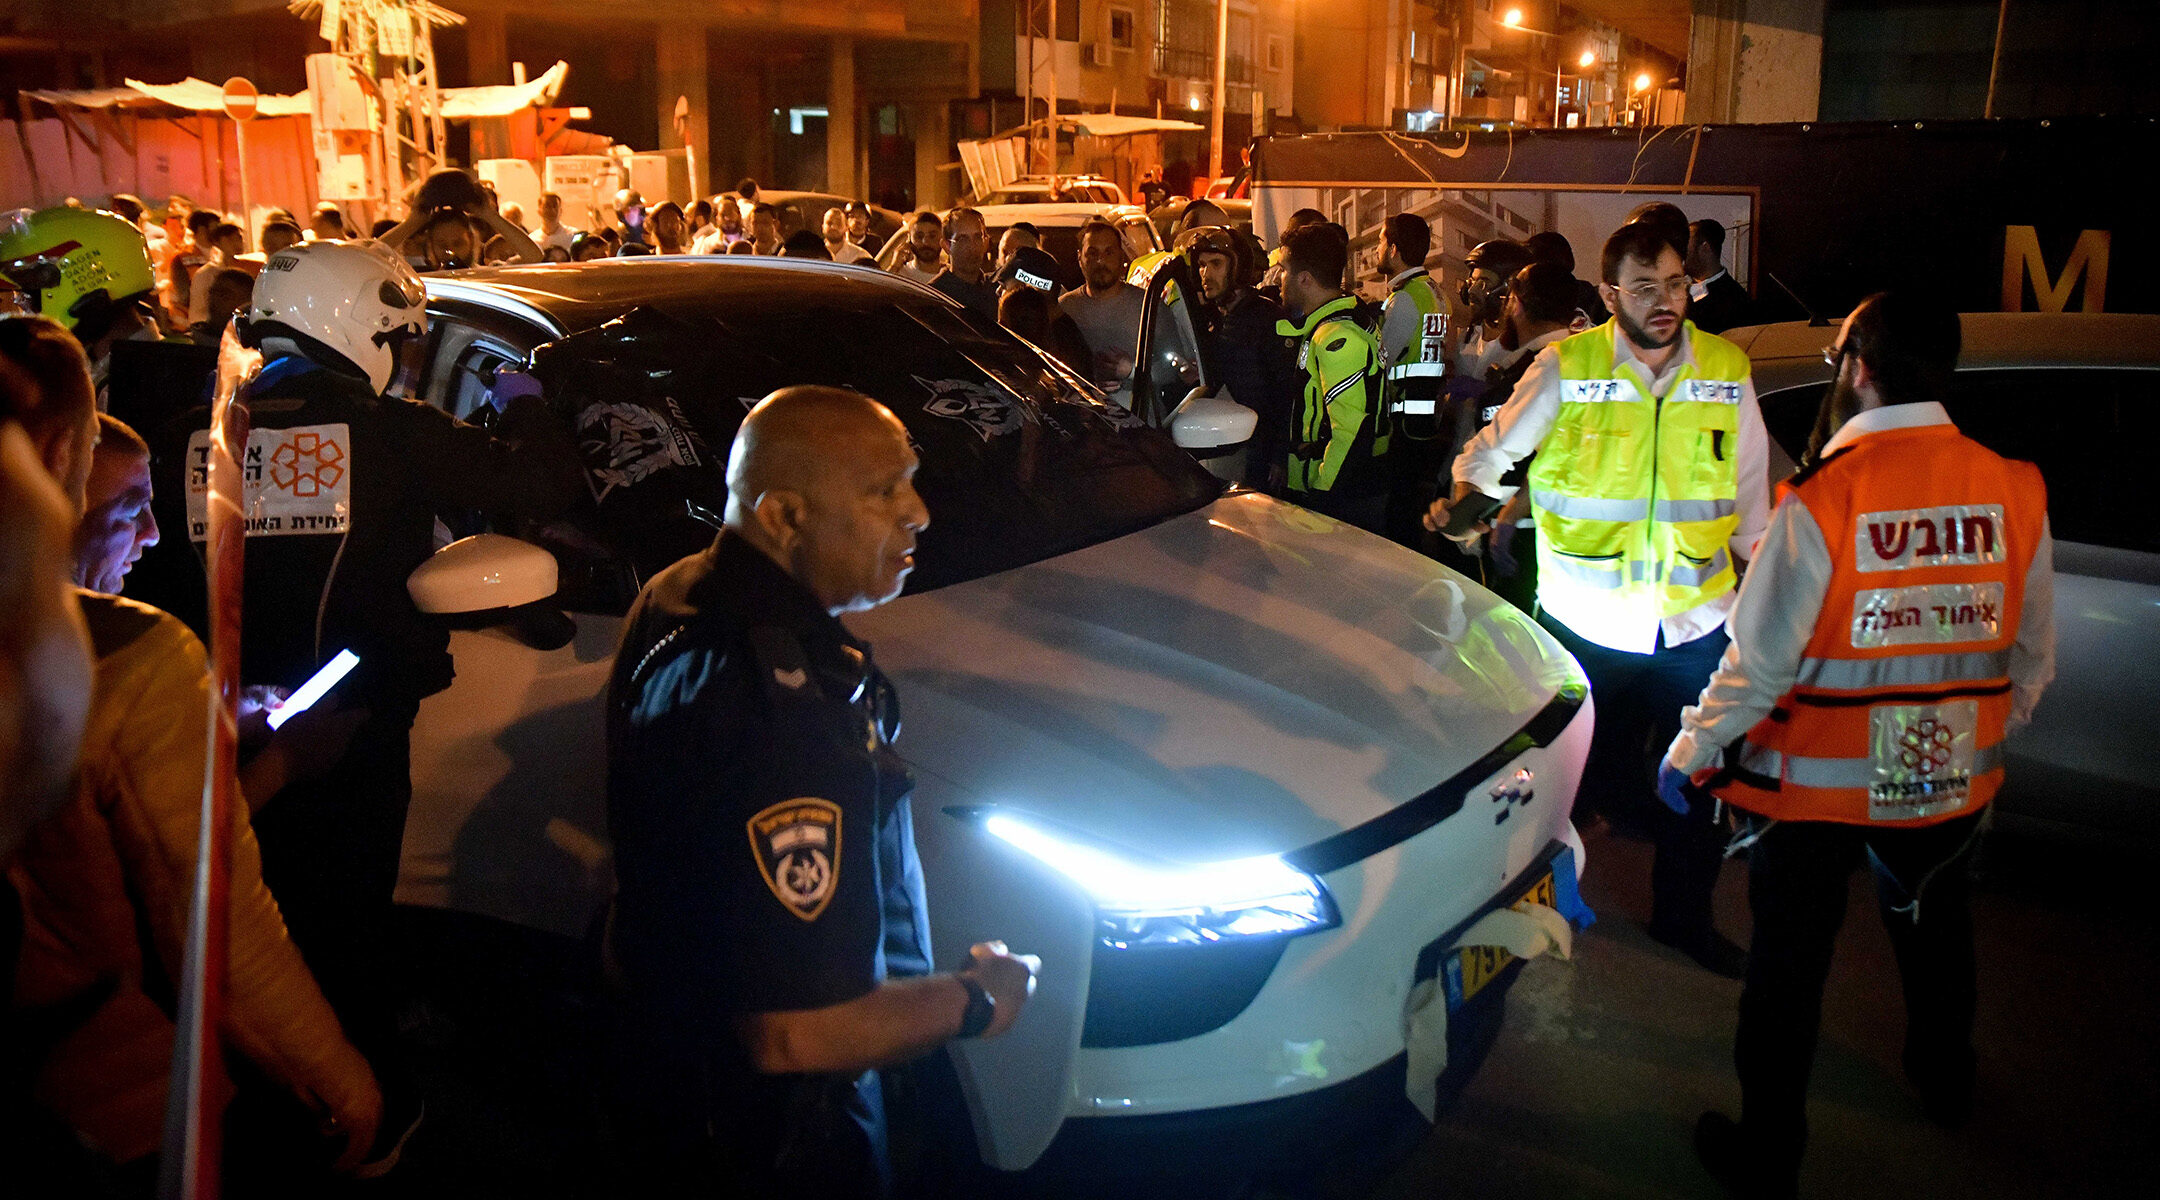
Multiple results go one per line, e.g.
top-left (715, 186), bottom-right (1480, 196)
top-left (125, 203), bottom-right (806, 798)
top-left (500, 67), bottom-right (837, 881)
top-left (422, 257), bottom-right (941, 335)
top-left (1729, 311), bottom-right (2160, 372)
top-left (969, 202), bottom-right (1149, 227)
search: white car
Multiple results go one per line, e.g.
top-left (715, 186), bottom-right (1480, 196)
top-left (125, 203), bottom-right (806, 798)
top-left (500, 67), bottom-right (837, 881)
top-left (978, 175), bottom-right (1130, 206)
top-left (395, 256), bottom-right (1594, 1182)
top-left (1735, 311), bottom-right (2160, 844)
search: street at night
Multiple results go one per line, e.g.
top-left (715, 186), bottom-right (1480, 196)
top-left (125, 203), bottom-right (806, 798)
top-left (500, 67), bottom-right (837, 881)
top-left (5, 1), bottom-right (2158, 1198)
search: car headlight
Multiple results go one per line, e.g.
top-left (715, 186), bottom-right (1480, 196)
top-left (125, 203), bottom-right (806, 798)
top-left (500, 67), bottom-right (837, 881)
top-left (983, 812), bottom-right (1340, 948)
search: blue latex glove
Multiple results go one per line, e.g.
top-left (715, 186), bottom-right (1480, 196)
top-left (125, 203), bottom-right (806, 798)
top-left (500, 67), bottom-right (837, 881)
top-left (1655, 761), bottom-right (1695, 816)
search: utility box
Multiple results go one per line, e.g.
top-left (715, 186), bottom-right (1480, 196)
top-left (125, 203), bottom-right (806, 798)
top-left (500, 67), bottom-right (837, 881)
top-left (476, 159), bottom-right (542, 220)
top-left (542, 155), bottom-right (622, 226)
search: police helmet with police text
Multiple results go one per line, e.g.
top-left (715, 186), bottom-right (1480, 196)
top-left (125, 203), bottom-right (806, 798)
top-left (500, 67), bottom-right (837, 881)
top-left (246, 239), bottom-right (427, 393)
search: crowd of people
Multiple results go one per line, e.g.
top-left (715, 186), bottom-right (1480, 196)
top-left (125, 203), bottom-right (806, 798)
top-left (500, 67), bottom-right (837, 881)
top-left (1, 160), bottom-right (2054, 1200)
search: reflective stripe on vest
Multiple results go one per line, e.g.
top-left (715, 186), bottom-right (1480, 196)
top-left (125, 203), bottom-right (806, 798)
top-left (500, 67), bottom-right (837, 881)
top-left (1712, 423), bottom-right (2046, 828)
top-left (1739, 740), bottom-right (2005, 791)
top-left (1527, 321), bottom-right (1752, 623)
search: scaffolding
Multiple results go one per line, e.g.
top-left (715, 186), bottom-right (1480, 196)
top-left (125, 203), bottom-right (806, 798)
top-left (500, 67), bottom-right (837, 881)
top-left (289, 0), bottom-right (465, 201)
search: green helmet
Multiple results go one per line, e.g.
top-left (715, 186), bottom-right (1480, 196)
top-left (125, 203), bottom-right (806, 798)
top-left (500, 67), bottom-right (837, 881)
top-left (0, 206), bottom-right (155, 334)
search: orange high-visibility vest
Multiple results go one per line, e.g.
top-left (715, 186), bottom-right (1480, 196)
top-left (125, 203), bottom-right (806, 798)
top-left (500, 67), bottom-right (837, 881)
top-left (1712, 421), bottom-right (2046, 826)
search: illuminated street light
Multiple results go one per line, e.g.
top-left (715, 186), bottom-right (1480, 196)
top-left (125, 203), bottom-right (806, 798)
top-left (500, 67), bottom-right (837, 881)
top-left (1634, 72), bottom-right (1654, 93)
top-left (1504, 7), bottom-right (1525, 27)
top-left (1579, 50), bottom-right (1597, 69)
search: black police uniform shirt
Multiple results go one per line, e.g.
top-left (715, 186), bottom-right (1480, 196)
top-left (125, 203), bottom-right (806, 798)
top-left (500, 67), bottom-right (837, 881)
top-left (606, 530), bottom-right (932, 1184)
top-left (171, 353), bottom-right (580, 711)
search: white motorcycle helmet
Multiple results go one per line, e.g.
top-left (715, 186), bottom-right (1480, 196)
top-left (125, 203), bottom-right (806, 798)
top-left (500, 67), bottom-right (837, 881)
top-left (247, 239), bottom-right (427, 393)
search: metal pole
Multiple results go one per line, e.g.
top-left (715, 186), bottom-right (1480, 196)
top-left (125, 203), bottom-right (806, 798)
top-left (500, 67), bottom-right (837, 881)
top-left (1023, 0), bottom-right (1036, 172)
top-left (1045, 0), bottom-right (1058, 175)
top-left (235, 120), bottom-right (253, 250)
top-left (1210, 0), bottom-right (1228, 178)
top-left (1984, 0), bottom-right (2010, 118)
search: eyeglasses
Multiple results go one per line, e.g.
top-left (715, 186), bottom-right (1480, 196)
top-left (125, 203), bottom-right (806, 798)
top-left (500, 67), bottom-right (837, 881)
top-left (1614, 277), bottom-right (1691, 304)
top-left (1821, 342), bottom-right (1849, 368)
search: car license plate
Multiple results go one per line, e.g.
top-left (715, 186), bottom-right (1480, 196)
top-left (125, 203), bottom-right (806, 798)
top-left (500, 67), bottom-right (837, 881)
top-left (1447, 870), bottom-right (1557, 1009)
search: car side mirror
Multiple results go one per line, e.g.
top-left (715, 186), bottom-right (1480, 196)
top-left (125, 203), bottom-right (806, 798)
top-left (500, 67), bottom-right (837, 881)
top-left (1170, 386), bottom-right (1258, 452)
top-left (408, 533), bottom-right (559, 614)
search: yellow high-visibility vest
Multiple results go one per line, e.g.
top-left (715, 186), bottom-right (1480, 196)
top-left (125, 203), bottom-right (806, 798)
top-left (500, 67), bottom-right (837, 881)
top-left (1527, 320), bottom-right (1751, 623)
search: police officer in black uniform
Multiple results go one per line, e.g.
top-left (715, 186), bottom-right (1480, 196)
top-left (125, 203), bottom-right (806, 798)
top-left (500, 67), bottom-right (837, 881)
top-left (606, 386), bottom-right (1036, 1197)
top-left (213, 238), bottom-right (582, 1095)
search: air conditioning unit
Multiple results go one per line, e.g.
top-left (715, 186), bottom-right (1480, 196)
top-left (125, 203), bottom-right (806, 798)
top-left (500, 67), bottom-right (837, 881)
top-left (1088, 42), bottom-right (1113, 69)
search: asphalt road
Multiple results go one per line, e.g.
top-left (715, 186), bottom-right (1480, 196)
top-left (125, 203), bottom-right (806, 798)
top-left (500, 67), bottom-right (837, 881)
top-left (203, 810), bottom-right (2153, 1199)
top-left (1370, 817), bottom-right (2157, 1200)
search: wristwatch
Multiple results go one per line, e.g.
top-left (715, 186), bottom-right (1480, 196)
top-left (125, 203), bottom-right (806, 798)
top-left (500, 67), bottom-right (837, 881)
top-left (956, 976), bottom-right (995, 1039)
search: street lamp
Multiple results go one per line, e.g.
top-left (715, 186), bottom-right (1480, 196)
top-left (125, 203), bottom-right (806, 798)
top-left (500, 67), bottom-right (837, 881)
top-left (1634, 72), bottom-right (1653, 93)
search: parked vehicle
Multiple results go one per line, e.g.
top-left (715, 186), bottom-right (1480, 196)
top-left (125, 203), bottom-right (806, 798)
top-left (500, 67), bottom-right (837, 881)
top-left (395, 256), bottom-right (1595, 1182)
top-left (755, 189), bottom-right (904, 246)
top-left (1735, 311), bottom-right (2160, 844)
top-left (977, 175), bottom-right (1128, 205)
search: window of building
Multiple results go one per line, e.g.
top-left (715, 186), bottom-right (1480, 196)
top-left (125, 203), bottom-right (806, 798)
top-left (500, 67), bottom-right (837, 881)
top-left (1110, 6), bottom-right (1137, 49)
top-left (1155, 0), bottom-right (1252, 83)
top-left (1266, 35), bottom-right (1287, 73)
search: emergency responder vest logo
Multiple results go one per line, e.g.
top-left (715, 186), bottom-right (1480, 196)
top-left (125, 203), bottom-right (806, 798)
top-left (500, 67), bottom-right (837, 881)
top-left (747, 798), bottom-right (842, 921)
top-left (183, 423), bottom-right (352, 541)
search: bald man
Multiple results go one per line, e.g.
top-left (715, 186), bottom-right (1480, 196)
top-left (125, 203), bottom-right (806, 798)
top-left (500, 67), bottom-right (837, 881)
top-left (606, 386), bottom-right (1035, 1197)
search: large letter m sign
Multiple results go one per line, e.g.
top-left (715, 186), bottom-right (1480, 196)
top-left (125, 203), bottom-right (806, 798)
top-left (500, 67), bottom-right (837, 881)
top-left (2002, 225), bottom-right (2109, 313)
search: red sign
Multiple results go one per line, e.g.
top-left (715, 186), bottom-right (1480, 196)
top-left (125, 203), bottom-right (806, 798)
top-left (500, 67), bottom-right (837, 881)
top-left (222, 76), bottom-right (260, 122)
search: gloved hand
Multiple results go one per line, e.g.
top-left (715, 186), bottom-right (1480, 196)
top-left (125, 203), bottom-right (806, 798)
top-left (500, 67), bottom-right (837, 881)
top-left (1488, 522), bottom-right (1519, 576)
top-left (1655, 761), bottom-right (1695, 816)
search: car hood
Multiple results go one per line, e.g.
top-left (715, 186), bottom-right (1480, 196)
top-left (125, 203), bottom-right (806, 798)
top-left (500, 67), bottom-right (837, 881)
top-left (848, 492), bottom-right (1581, 865)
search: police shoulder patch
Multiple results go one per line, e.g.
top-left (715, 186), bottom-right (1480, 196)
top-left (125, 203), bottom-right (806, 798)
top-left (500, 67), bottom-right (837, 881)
top-left (747, 798), bottom-right (842, 921)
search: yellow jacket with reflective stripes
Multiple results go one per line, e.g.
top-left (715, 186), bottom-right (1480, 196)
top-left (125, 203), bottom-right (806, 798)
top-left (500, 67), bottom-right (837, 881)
top-left (1380, 270), bottom-right (1447, 415)
top-left (1527, 320), bottom-right (1751, 620)
top-left (1279, 294), bottom-right (1390, 496)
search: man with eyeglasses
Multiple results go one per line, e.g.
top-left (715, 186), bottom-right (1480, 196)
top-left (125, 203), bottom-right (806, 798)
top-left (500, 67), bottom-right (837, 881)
top-left (1661, 292), bottom-right (2052, 1198)
top-left (1426, 220), bottom-right (1770, 978)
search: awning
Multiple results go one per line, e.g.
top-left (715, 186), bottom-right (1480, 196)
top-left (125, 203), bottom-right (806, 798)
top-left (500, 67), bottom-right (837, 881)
top-left (999, 113), bottom-right (1206, 140)
top-left (19, 61), bottom-right (570, 121)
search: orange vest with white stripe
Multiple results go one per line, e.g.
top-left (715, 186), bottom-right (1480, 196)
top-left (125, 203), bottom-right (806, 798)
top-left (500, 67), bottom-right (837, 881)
top-left (1712, 422), bottom-right (2046, 826)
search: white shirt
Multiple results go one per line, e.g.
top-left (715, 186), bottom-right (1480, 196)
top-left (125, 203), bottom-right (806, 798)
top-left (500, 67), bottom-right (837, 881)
top-left (894, 259), bottom-right (942, 285)
top-left (1378, 267), bottom-right (1434, 369)
top-left (1689, 269), bottom-right (1728, 303)
top-left (1665, 402), bottom-right (2058, 774)
top-left (1453, 325), bottom-right (1773, 654)
top-left (534, 223), bottom-right (579, 256)
top-left (827, 240), bottom-right (874, 265)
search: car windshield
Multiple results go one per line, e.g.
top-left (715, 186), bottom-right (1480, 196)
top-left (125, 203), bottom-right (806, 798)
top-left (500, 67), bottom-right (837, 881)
top-left (518, 275), bottom-right (1223, 609)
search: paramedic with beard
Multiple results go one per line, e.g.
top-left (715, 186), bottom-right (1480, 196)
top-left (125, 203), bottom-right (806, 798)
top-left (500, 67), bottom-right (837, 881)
top-left (1428, 220), bottom-right (1770, 978)
top-left (606, 386), bottom-right (1036, 1198)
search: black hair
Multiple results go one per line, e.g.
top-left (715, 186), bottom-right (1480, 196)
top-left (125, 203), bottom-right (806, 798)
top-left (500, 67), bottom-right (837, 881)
top-left (1281, 222), bottom-right (1349, 290)
top-left (1285, 208), bottom-right (1327, 231)
top-left (1622, 202), bottom-right (1689, 259)
top-left (1689, 218), bottom-right (1726, 256)
top-left (369, 218), bottom-right (399, 238)
top-left (781, 229), bottom-right (832, 259)
top-left (1008, 220), bottom-right (1040, 238)
top-left (736, 177), bottom-right (760, 198)
top-left (998, 284), bottom-right (1054, 343)
top-left (1525, 230), bottom-right (1575, 272)
top-left (1512, 263), bottom-right (1578, 326)
top-left (1078, 217), bottom-right (1121, 247)
top-left (1383, 213), bottom-right (1431, 267)
top-left (107, 194), bottom-right (145, 223)
top-left (186, 209), bottom-right (221, 235)
top-left (912, 210), bottom-right (943, 230)
top-left (1843, 291), bottom-right (1961, 407)
top-left (1601, 221), bottom-right (1680, 284)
